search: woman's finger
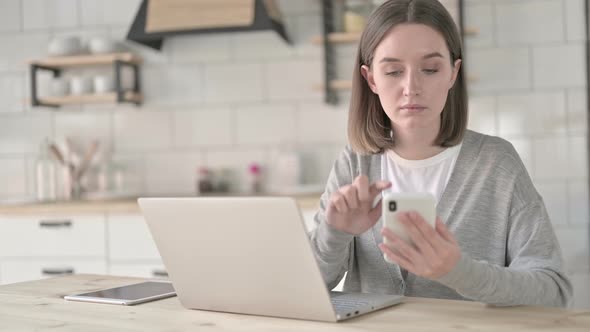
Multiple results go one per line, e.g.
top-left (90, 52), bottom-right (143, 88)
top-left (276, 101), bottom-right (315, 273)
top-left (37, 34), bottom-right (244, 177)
top-left (436, 217), bottom-right (457, 244)
top-left (399, 213), bottom-right (438, 260)
top-left (353, 175), bottom-right (370, 202)
top-left (342, 185), bottom-right (359, 209)
top-left (381, 226), bottom-right (423, 264)
top-left (330, 190), bottom-right (348, 214)
top-left (369, 180), bottom-right (392, 200)
top-left (379, 243), bottom-right (416, 273)
top-left (407, 212), bottom-right (445, 253)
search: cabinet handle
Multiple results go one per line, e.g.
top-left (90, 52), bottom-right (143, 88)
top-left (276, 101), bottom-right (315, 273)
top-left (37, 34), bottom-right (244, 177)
top-left (38, 219), bottom-right (72, 228)
top-left (41, 267), bottom-right (74, 276)
top-left (152, 269), bottom-right (168, 277)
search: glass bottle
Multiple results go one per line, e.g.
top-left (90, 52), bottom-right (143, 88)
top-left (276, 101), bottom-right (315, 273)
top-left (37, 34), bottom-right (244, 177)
top-left (214, 168), bottom-right (231, 193)
top-left (248, 163), bottom-right (262, 194)
top-left (35, 139), bottom-right (57, 202)
top-left (196, 167), bottom-right (213, 195)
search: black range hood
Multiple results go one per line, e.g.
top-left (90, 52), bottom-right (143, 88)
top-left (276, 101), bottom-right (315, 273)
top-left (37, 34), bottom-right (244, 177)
top-left (126, 0), bottom-right (291, 50)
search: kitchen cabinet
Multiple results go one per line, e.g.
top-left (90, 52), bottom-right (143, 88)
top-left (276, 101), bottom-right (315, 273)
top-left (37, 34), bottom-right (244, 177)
top-left (0, 259), bottom-right (106, 285)
top-left (0, 214), bottom-right (107, 285)
top-left (0, 197), bottom-right (321, 285)
top-left (109, 263), bottom-right (169, 280)
top-left (0, 215), bottom-right (106, 257)
top-left (107, 214), bottom-right (161, 261)
top-left (107, 213), bottom-right (166, 279)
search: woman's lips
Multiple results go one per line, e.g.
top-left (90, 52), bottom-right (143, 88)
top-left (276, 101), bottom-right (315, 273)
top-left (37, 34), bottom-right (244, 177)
top-left (400, 105), bottom-right (427, 113)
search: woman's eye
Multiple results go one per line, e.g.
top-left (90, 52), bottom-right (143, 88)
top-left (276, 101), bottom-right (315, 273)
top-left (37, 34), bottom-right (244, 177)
top-left (423, 69), bottom-right (439, 74)
top-left (385, 70), bottom-right (403, 77)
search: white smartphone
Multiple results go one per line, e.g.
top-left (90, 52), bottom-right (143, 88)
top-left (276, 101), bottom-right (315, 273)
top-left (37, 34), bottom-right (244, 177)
top-left (382, 192), bottom-right (436, 263)
top-left (63, 281), bottom-right (176, 305)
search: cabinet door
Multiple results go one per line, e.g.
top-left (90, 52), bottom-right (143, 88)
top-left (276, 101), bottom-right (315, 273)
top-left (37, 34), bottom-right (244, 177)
top-left (0, 259), bottom-right (107, 285)
top-left (108, 214), bottom-right (162, 261)
top-left (0, 215), bottom-right (106, 257)
top-left (109, 263), bottom-right (168, 280)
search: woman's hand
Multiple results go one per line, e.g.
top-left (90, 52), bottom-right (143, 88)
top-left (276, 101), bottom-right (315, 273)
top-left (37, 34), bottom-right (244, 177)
top-left (379, 211), bottom-right (460, 280)
top-left (325, 175), bottom-right (392, 235)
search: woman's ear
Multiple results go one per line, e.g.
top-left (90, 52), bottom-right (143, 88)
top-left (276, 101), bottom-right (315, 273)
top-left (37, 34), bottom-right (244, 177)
top-left (449, 59), bottom-right (462, 89)
top-left (361, 65), bottom-right (378, 94)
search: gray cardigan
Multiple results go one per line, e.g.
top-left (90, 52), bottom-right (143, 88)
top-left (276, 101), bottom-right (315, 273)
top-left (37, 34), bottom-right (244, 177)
top-left (310, 130), bottom-right (572, 307)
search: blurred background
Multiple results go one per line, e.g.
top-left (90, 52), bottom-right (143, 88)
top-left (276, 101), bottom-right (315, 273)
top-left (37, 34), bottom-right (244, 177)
top-left (0, 0), bottom-right (588, 308)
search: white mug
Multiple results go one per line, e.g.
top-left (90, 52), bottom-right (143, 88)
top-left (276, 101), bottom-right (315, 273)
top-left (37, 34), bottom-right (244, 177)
top-left (70, 76), bottom-right (93, 95)
top-left (93, 76), bottom-right (114, 94)
top-left (88, 37), bottom-right (117, 54)
top-left (49, 78), bottom-right (70, 97)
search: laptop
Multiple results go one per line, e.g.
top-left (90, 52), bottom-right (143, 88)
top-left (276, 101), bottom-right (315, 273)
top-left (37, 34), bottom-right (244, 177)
top-left (137, 197), bottom-right (403, 322)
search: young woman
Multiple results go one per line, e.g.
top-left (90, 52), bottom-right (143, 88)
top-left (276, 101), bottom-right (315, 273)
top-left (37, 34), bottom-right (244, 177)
top-left (310, 0), bottom-right (572, 307)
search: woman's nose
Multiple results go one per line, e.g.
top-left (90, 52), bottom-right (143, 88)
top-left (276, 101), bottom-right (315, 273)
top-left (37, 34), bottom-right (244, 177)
top-left (403, 72), bottom-right (422, 96)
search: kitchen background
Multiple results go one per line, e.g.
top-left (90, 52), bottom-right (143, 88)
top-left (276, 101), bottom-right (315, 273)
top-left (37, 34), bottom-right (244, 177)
top-left (0, 0), bottom-right (588, 308)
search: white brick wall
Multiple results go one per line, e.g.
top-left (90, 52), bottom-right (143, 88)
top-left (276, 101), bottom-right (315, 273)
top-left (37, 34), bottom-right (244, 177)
top-left (168, 34), bottom-right (233, 64)
top-left (54, 111), bottom-right (112, 146)
top-left (0, 74), bottom-right (25, 113)
top-left (495, 0), bottom-right (564, 45)
top-left (497, 92), bottom-right (567, 137)
top-left (144, 151), bottom-right (203, 196)
top-left (79, 0), bottom-right (141, 27)
top-left (0, 112), bottom-right (53, 154)
top-left (0, 158), bottom-right (27, 199)
top-left (567, 88), bottom-right (588, 134)
top-left (0, 0), bottom-right (22, 32)
top-left (0, 0), bottom-right (587, 308)
top-left (467, 48), bottom-right (531, 92)
top-left (235, 104), bottom-right (297, 145)
top-left (465, 0), bottom-right (589, 308)
top-left (142, 65), bottom-right (204, 105)
top-left (297, 102), bottom-right (349, 144)
top-left (23, 0), bottom-right (78, 30)
top-left (533, 44), bottom-right (586, 88)
top-left (173, 107), bottom-right (234, 148)
top-left (112, 109), bottom-right (173, 152)
top-left (0, 32), bottom-right (48, 71)
top-left (565, 0), bottom-right (586, 42)
top-left (204, 63), bottom-right (265, 103)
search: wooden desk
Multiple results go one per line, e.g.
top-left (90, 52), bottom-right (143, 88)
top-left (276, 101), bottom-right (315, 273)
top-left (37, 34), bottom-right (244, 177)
top-left (0, 274), bottom-right (588, 331)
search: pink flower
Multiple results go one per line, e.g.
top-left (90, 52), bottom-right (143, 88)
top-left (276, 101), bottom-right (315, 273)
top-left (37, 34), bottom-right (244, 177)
top-left (249, 163), bottom-right (261, 174)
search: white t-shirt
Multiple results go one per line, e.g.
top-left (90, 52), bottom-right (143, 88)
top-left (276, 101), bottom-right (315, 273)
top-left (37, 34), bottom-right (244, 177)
top-left (381, 143), bottom-right (463, 206)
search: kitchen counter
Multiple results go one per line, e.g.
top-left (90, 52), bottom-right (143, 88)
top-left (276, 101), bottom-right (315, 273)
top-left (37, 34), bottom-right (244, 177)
top-left (0, 193), bottom-right (322, 216)
top-left (0, 274), bottom-right (589, 331)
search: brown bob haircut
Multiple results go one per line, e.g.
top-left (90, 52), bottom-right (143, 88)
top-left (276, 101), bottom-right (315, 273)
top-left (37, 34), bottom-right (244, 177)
top-left (348, 0), bottom-right (468, 154)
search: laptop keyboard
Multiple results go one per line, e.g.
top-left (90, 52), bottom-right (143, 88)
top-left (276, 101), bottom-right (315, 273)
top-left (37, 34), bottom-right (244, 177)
top-left (329, 292), bottom-right (371, 311)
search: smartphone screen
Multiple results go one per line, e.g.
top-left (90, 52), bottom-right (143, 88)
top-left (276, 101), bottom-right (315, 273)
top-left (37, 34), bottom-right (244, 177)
top-left (65, 281), bottom-right (176, 305)
top-left (80, 281), bottom-right (174, 300)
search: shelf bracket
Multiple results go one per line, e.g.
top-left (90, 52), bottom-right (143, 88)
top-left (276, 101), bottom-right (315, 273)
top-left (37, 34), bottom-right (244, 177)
top-left (114, 60), bottom-right (142, 106)
top-left (322, 0), bottom-right (338, 105)
top-left (30, 64), bottom-right (61, 108)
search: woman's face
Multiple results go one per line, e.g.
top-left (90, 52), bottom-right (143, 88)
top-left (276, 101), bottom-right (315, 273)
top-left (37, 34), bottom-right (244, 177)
top-left (361, 23), bottom-right (461, 133)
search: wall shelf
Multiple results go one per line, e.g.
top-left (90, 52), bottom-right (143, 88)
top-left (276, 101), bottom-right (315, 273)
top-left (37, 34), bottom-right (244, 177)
top-left (311, 27), bottom-right (477, 45)
top-left (28, 53), bottom-right (142, 68)
top-left (38, 92), bottom-right (143, 106)
top-left (28, 52), bottom-right (143, 108)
